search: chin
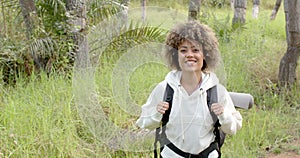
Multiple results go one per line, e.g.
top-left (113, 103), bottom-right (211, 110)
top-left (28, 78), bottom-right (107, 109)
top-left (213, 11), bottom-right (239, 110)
top-left (183, 68), bottom-right (201, 73)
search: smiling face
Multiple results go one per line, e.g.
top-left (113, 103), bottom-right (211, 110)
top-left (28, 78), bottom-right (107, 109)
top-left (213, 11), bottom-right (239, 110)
top-left (178, 40), bottom-right (204, 73)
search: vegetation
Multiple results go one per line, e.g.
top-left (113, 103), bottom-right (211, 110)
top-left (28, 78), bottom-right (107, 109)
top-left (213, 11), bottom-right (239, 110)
top-left (0, 0), bottom-right (299, 157)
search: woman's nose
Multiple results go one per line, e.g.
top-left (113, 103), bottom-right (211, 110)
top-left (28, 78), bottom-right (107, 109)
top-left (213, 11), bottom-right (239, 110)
top-left (185, 50), bottom-right (193, 57)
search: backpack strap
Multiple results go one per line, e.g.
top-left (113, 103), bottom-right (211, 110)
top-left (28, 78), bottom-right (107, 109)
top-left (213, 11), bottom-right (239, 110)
top-left (154, 83), bottom-right (174, 158)
top-left (161, 83), bottom-right (174, 126)
top-left (206, 86), bottom-right (218, 123)
top-left (207, 85), bottom-right (225, 158)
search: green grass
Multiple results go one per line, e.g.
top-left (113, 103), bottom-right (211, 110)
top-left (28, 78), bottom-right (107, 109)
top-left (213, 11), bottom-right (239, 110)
top-left (1, 1), bottom-right (300, 158)
top-left (0, 74), bottom-right (81, 157)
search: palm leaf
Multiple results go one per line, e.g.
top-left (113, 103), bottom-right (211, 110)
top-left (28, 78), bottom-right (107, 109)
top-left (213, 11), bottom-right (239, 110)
top-left (1, 0), bottom-right (19, 8)
top-left (87, 0), bottom-right (126, 24)
top-left (29, 37), bottom-right (57, 58)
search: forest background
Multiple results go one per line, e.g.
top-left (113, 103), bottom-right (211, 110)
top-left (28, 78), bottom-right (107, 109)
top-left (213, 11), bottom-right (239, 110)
top-left (0, 0), bottom-right (299, 157)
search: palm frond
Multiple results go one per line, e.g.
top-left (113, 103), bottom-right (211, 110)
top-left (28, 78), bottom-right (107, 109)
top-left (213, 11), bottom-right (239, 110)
top-left (0, 37), bottom-right (25, 63)
top-left (113, 21), bottom-right (166, 45)
top-left (87, 0), bottom-right (124, 24)
top-left (37, 0), bottom-right (66, 15)
top-left (89, 20), bottom-right (166, 55)
top-left (88, 18), bottom-right (166, 67)
top-left (1, 0), bottom-right (19, 8)
top-left (49, 0), bottom-right (66, 14)
top-left (29, 37), bottom-right (57, 58)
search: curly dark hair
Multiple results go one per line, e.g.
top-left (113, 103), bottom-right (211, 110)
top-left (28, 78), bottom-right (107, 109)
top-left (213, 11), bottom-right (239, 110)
top-left (164, 21), bottom-right (220, 71)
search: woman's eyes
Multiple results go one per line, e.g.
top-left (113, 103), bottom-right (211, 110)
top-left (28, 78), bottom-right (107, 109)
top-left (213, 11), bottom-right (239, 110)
top-left (179, 49), bottom-right (200, 53)
top-left (193, 49), bottom-right (200, 52)
top-left (179, 49), bottom-right (187, 53)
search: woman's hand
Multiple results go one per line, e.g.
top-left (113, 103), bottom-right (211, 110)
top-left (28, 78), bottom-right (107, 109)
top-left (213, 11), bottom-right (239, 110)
top-left (211, 103), bottom-right (224, 116)
top-left (157, 101), bottom-right (169, 114)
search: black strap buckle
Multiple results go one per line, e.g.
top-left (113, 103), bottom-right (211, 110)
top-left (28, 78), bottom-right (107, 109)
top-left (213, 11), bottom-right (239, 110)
top-left (185, 153), bottom-right (198, 158)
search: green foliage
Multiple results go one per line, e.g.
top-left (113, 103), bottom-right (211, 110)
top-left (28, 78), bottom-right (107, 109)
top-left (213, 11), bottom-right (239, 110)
top-left (202, 0), bottom-right (230, 8)
top-left (130, 0), bottom-right (189, 9)
top-left (199, 9), bottom-right (247, 43)
top-left (129, 63), bottom-right (169, 105)
top-left (106, 23), bottom-right (166, 52)
top-left (36, 0), bottom-right (67, 35)
top-left (0, 0), bottom-right (74, 83)
top-left (87, 0), bottom-right (121, 25)
top-left (0, 38), bottom-right (28, 84)
top-left (93, 20), bottom-right (167, 128)
top-left (0, 73), bottom-right (81, 157)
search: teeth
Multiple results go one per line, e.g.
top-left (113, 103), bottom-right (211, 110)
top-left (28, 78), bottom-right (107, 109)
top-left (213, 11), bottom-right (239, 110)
top-left (186, 61), bottom-right (196, 63)
top-left (186, 61), bottom-right (196, 66)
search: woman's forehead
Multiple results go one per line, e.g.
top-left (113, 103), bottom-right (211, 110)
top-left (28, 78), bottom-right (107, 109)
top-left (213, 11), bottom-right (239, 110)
top-left (179, 40), bottom-right (201, 47)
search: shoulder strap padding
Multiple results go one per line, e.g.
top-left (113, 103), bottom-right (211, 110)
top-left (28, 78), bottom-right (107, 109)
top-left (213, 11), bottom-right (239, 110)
top-left (206, 85), bottom-right (219, 125)
top-left (161, 83), bottom-right (174, 126)
top-left (207, 85), bottom-right (226, 149)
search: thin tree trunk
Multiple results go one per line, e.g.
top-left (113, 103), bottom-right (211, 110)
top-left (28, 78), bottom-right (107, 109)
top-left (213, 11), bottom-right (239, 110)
top-left (231, 0), bottom-right (235, 10)
top-left (188, 0), bottom-right (201, 21)
top-left (66, 0), bottom-right (90, 69)
top-left (252, 0), bottom-right (260, 18)
top-left (141, 0), bottom-right (146, 22)
top-left (278, 0), bottom-right (300, 87)
top-left (232, 0), bottom-right (247, 25)
top-left (19, 0), bottom-right (37, 39)
top-left (1, 1), bottom-right (7, 38)
top-left (270, 0), bottom-right (282, 20)
top-left (19, 0), bottom-right (43, 71)
top-left (283, 0), bottom-right (289, 44)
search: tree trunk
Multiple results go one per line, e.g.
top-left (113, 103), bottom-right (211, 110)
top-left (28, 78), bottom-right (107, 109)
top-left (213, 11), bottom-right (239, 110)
top-left (270, 0), bottom-right (282, 20)
top-left (66, 0), bottom-right (90, 69)
top-left (252, 0), bottom-right (260, 18)
top-left (19, 0), bottom-right (38, 39)
top-left (278, 0), bottom-right (300, 87)
top-left (19, 0), bottom-right (43, 71)
top-left (283, 0), bottom-right (289, 44)
top-left (232, 0), bottom-right (247, 25)
top-left (141, 0), bottom-right (146, 22)
top-left (121, 0), bottom-right (129, 24)
top-left (231, 0), bottom-right (235, 10)
top-left (188, 0), bottom-right (201, 21)
top-left (1, 1), bottom-right (7, 38)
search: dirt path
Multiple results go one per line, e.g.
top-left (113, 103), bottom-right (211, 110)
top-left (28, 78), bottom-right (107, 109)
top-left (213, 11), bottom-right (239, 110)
top-left (267, 152), bottom-right (300, 158)
top-left (265, 139), bottom-right (300, 158)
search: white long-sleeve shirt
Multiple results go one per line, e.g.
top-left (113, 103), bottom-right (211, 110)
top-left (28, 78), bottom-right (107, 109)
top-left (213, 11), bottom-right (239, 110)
top-left (136, 71), bottom-right (242, 157)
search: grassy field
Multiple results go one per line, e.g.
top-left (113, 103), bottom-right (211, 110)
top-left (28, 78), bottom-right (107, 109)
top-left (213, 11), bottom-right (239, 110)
top-left (0, 1), bottom-right (300, 158)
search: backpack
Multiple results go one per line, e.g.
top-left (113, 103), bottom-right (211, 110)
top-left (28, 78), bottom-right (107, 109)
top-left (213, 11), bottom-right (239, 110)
top-left (153, 83), bottom-right (225, 158)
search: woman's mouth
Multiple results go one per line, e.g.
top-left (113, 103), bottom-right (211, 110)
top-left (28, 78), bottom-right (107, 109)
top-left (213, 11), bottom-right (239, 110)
top-left (185, 60), bottom-right (197, 66)
top-left (185, 60), bottom-right (197, 63)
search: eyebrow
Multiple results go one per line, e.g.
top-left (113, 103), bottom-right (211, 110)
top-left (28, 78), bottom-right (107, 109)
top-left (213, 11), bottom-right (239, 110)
top-left (178, 45), bottom-right (199, 49)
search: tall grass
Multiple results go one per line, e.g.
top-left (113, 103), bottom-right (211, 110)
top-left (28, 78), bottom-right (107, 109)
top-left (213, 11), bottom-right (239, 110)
top-left (0, 1), bottom-right (299, 158)
top-left (0, 74), bottom-right (80, 157)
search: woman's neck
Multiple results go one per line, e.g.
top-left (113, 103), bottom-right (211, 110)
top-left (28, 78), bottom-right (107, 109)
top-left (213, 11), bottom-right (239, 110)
top-left (180, 71), bottom-right (202, 95)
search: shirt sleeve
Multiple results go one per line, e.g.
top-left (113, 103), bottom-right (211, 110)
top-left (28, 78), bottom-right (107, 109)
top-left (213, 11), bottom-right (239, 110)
top-left (135, 81), bottom-right (166, 130)
top-left (217, 85), bottom-right (243, 135)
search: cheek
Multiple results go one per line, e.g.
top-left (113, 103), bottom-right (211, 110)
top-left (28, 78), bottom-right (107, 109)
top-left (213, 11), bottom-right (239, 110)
top-left (177, 53), bottom-right (185, 61)
top-left (199, 52), bottom-right (205, 58)
top-left (177, 54), bottom-right (185, 68)
top-left (197, 53), bottom-right (205, 60)
top-left (197, 54), bottom-right (205, 67)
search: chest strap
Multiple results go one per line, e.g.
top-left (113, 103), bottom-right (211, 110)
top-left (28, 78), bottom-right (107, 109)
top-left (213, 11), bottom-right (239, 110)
top-left (165, 138), bottom-right (219, 158)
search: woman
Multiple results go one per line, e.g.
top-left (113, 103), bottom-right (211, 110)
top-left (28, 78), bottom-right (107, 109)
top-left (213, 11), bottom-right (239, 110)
top-left (136, 21), bottom-right (242, 158)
